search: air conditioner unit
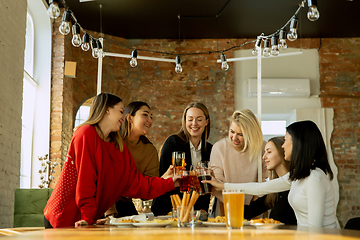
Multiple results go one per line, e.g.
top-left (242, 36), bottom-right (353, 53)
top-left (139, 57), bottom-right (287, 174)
top-left (247, 78), bottom-right (310, 98)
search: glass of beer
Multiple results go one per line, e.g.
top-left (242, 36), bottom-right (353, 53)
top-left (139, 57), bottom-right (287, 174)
top-left (172, 151), bottom-right (186, 176)
top-left (196, 167), bottom-right (212, 195)
top-left (222, 189), bottom-right (244, 229)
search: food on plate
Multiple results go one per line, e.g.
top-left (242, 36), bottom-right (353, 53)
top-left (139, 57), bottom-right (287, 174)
top-left (208, 216), bottom-right (226, 223)
top-left (114, 218), bottom-right (139, 223)
top-left (250, 218), bottom-right (281, 224)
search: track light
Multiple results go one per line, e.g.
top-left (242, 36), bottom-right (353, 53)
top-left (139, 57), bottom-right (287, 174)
top-left (307, 0), bottom-right (320, 21)
top-left (252, 37), bottom-right (262, 56)
top-left (175, 55), bottom-right (183, 73)
top-left (287, 16), bottom-right (298, 41)
top-left (278, 28), bottom-right (287, 50)
top-left (71, 24), bottom-right (82, 47)
top-left (263, 38), bottom-right (271, 57)
top-left (130, 50), bottom-right (138, 67)
top-left (47, 0), bottom-right (60, 19)
top-left (220, 53), bottom-right (230, 71)
top-left (81, 33), bottom-right (90, 51)
top-left (271, 36), bottom-right (279, 56)
top-left (59, 10), bottom-right (71, 35)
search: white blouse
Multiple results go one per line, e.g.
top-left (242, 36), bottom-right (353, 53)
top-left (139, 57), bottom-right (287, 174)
top-left (225, 168), bottom-right (339, 228)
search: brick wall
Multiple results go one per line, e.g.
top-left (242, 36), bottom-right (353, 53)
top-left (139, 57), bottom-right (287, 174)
top-left (0, 0), bottom-right (27, 228)
top-left (49, 26), bottom-right (359, 226)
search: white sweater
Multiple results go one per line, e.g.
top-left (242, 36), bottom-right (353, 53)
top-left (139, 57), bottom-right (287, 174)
top-left (225, 168), bottom-right (339, 228)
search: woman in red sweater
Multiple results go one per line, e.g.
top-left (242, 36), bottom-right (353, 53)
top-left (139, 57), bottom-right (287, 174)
top-left (44, 93), bottom-right (179, 228)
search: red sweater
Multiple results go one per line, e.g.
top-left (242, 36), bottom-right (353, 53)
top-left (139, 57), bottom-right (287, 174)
top-left (44, 125), bottom-right (174, 228)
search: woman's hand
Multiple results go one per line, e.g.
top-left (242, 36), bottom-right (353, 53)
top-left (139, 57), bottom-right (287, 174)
top-left (161, 165), bottom-right (174, 179)
top-left (75, 220), bottom-right (88, 227)
top-left (172, 175), bottom-right (181, 188)
top-left (202, 178), bottom-right (225, 191)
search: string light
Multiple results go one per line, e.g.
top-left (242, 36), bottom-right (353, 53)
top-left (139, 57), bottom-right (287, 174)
top-left (47, 0), bottom-right (317, 70)
top-left (263, 38), bottom-right (271, 57)
top-left (220, 53), bottom-right (230, 71)
top-left (175, 55), bottom-right (183, 73)
top-left (71, 23), bottom-right (82, 47)
top-left (47, 0), bottom-right (60, 19)
top-left (287, 16), bottom-right (299, 41)
top-left (307, 0), bottom-right (320, 21)
top-left (59, 10), bottom-right (71, 35)
top-left (270, 36), bottom-right (279, 56)
top-left (81, 33), bottom-right (90, 51)
top-left (278, 28), bottom-right (287, 50)
top-left (130, 50), bottom-right (138, 67)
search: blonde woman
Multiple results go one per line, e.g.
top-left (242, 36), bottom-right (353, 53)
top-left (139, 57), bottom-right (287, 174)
top-left (209, 109), bottom-right (267, 216)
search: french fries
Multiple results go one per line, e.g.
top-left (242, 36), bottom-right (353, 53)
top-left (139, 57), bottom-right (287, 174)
top-left (250, 218), bottom-right (281, 224)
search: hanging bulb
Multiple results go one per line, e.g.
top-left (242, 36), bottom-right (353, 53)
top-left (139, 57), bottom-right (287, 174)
top-left (307, 0), bottom-right (320, 21)
top-left (287, 16), bottom-right (298, 41)
top-left (91, 38), bottom-right (99, 58)
top-left (278, 28), bottom-right (288, 50)
top-left (130, 50), bottom-right (138, 67)
top-left (220, 53), bottom-right (229, 71)
top-left (270, 36), bottom-right (279, 56)
top-left (59, 10), bottom-right (71, 35)
top-left (175, 55), bottom-right (183, 73)
top-left (96, 40), bottom-right (103, 58)
top-left (71, 24), bottom-right (82, 47)
top-left (252, 37), bottom-right (262, 56)
top-left (47, 0), bottom-right (60, 19)
top-left (81, 33), bottom-right (90, 51)
top-left (263, 38), bottom-right (271, 57)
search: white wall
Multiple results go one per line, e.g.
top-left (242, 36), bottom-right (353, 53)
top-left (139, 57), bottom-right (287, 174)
top-left (234, 48), bottom-right (321, 121)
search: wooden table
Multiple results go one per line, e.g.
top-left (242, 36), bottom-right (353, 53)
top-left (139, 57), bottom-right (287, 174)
top-left (1, 225), bottom-right (360, 240)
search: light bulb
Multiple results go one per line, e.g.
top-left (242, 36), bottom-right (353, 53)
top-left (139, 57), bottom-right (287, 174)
top-left (307, 6), bottom-right (320, 21)
top-left (175, 64), bottom-right (183, 73)
top-left (59, 10), bottom-right (71, 35)
top-left (271, 45), bottom-right (279, 56)
top-left (221, 62), bottom-right (230, 71)
top-left (263, 38), bottom-right (271, 57)
top-left (81, 33), bottom-right (90, 51)
top-left (220, 53), bottom-right (230, 71)
top-left (91, 39), bottom-right (99, 58)
top-left (287, 29), bottom-right (298, 41)
top-left (71, 24), bottom-right (82, 47)
top-left (175, 55), bottom-right (183, 73)
top-left (287, 17), bottom-right (298, 42)
top-left (270, 36), bottom-right (279, 56)
top-left (130, 50), bottom-right (137, 67)
top-left (278, 39), bottom-right (287, 50)
top-left (92, 49), bottom-right (99, 58)
top-left (47, 0), bottom-right (60, 19)
top-left (252, 37), bottom-right (262, 56)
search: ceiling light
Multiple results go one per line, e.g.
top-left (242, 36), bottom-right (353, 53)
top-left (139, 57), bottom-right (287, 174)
top-left (71, 24), bottom-right (82, 47)
top-left (47, 0), bottom-right (60, 19)
top-left (270, 36), bottom-right (279, 56)
top-left (252, 37), bottom-right (262, 56)
top-left (287, 16), bottom-right (298, 41)
top-left (175, 56), bottom-right (183, 73)
top-left (220, 53), bottom-right (230, 71)
top-left (307, 0), bottom-right (320, 21)
top-left (263, 38), bottom-right (271, 57)
top-left (278, 28), bottom-right (287, 50)
top-left (59, 10), bottom-right (71, 35)
top-left (130, 50), bottom-right (138, 67)
top-left (81, 33), bottom-right (90, 51)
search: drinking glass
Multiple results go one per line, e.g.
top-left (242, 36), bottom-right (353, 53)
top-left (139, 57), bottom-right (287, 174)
top-left (172, 151), bottom-right (186, 176)
top-left (223, 189), bottom-right (245, 229)
top-left (177, 205), bottom-right (194, 227)
top-left (179, 170), bottom-right (191, 193)
top-left (196, 167), bottom-right (212, 195)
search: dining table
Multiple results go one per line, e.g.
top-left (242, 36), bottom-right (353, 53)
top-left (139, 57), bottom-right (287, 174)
top-left (1, 224), bottom-right (360, 240)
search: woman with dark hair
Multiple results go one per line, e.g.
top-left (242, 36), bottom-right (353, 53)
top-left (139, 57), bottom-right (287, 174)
top-left (243, 136), bottom-right (296, 225)
top-left (151, 102), bottom-right (213, 216)
top-left (43, 93), bottom-right (179, 228)
top-left (204, 120), bottom-right (338, 228)
top-left (102, 101), bottom-right (160, 219)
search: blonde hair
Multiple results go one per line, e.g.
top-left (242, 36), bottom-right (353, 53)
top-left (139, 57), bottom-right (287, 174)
top-left (228, 109), bottom-right (263, 162)
top-left (77, 93), bottom-right (124, 151)
top-left (177, 102), bottom-right (211, 150)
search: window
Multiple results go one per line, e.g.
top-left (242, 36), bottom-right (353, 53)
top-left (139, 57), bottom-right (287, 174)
top-left (261, 120), bottom-right (286, 141)
top-left (74, 106), bottom-right (91, 128)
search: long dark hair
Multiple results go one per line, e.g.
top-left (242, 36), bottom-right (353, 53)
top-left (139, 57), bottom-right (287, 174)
top-left (77, 93), bottom-right (124, 151)
top-left (264, 136), bottom-right (289, 208)
top-left (120, 101), bottom-right (151, 144)
top-left (287, 120), bottom-right (333, 181)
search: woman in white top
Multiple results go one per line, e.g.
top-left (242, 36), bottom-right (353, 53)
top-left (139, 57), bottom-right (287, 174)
top-left (209, 109), bottom-right (267, 216)
top-left (204, 120), bottom-right (338, 228)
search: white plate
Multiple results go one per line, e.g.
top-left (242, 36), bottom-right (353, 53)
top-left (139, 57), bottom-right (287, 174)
top-left (243, 220), bottom-right (250, 226)
top-left (110, 222), bottom-right (135, 228)
top-left (250, 223), bottom-right (284, 229)
top-left (133, 223), bottom-right (170, 228)
top-left (202, 222), bottom-right (226, 227)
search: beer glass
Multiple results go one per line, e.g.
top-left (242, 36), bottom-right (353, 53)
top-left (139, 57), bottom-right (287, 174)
top-left (172, 151), bottom-right (186, 176)
top-left (223, 189), bottom-right (245, 229)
